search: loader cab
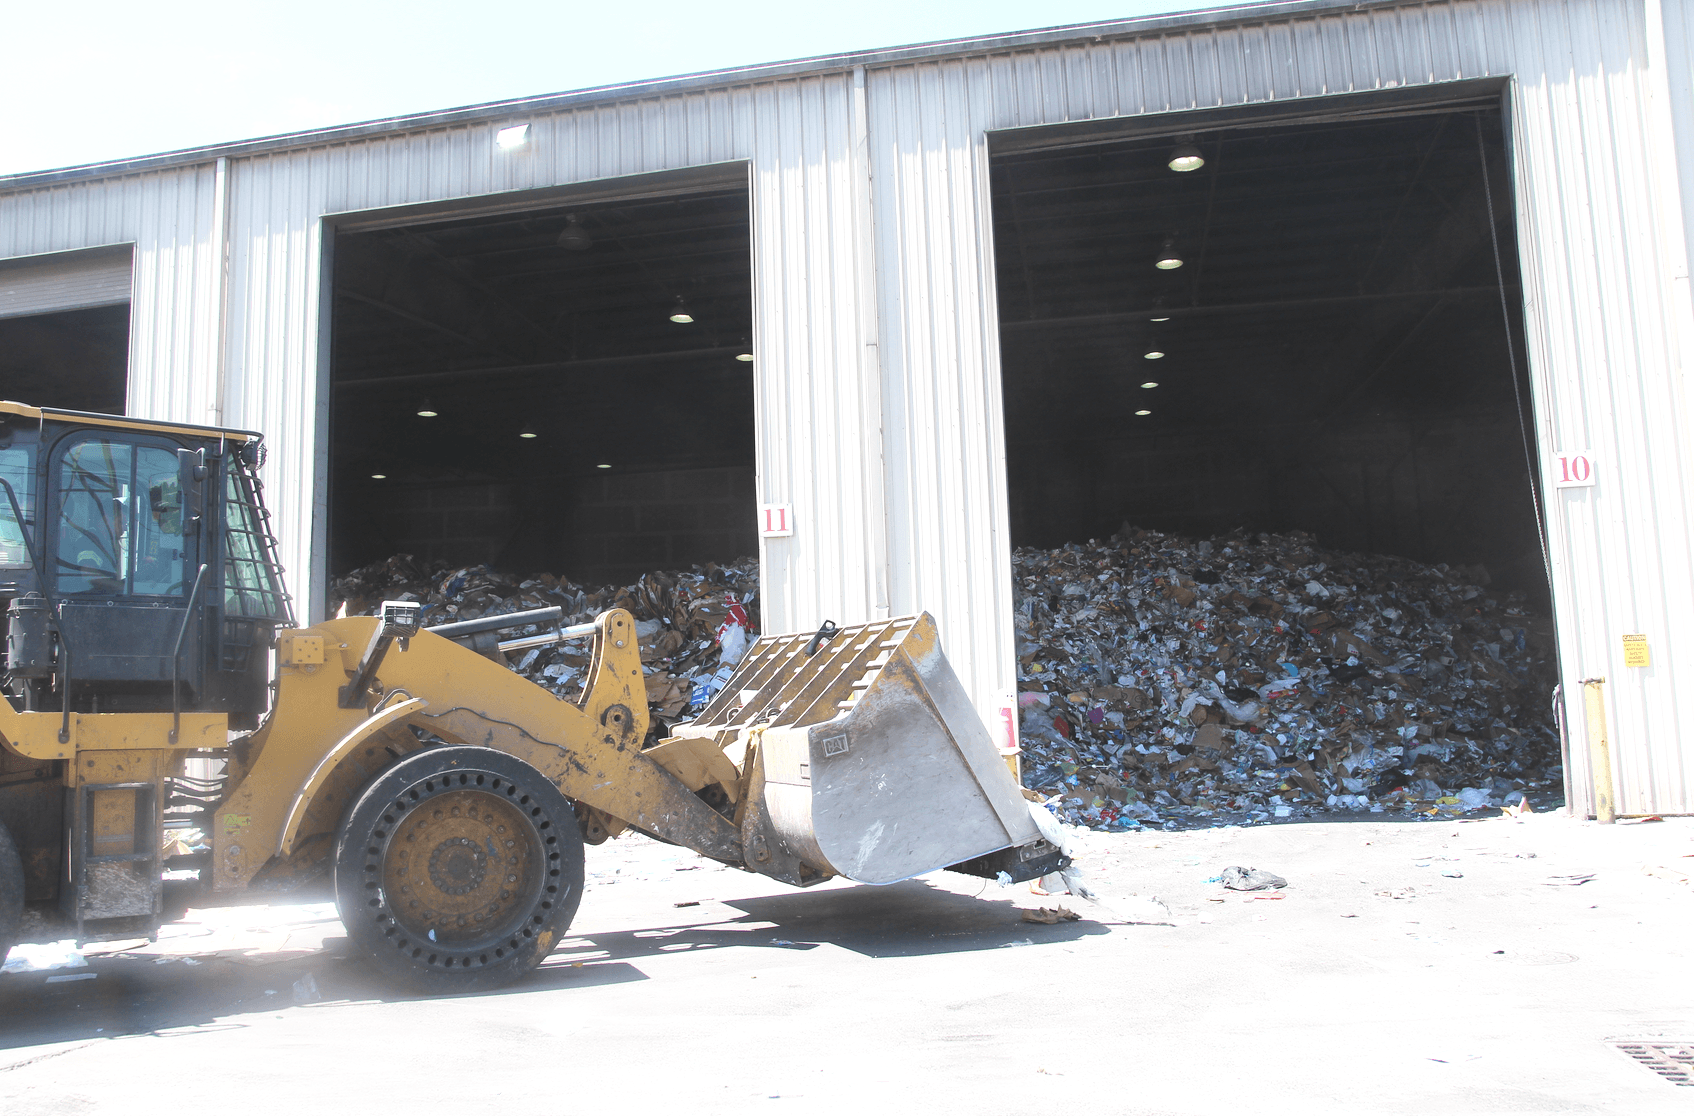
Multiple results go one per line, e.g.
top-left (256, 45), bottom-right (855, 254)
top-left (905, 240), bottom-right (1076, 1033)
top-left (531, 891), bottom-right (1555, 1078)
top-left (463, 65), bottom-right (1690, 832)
top-left (0, 402), bottom-right (292, 726)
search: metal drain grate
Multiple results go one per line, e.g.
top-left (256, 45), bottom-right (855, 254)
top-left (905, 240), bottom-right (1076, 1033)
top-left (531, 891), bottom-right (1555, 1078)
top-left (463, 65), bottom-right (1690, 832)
top-left (1612, 1041), bottom-right (1694, 1086)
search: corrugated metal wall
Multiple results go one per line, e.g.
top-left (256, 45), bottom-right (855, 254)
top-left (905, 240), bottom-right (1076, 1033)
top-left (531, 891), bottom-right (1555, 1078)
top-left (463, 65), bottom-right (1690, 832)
top-left (860, 0), bottom-right (1694, 814)
top-left (1, 0), bottom-right (1690, 811)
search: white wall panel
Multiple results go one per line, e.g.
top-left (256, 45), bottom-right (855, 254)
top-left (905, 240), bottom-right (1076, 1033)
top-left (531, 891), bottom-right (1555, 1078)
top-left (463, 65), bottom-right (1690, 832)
top-left (2, 0), bottom-right (1692, 811)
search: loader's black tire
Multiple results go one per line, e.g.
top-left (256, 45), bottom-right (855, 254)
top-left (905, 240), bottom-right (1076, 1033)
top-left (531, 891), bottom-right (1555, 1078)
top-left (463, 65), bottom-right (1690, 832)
top-left (333, 746), bottom-right (584, 994)
top-left (0, 822), bottom-right (23, 970)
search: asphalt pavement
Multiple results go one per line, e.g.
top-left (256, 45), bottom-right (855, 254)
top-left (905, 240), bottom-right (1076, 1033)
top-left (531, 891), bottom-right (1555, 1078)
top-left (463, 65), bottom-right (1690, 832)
top-left (1, 809), bottom-right (1688, 1115)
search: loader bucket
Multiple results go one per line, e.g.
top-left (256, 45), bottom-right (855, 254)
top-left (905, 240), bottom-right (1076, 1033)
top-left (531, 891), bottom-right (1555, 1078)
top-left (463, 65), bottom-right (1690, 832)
top-left (666, 614), bottom-right (1050, 886)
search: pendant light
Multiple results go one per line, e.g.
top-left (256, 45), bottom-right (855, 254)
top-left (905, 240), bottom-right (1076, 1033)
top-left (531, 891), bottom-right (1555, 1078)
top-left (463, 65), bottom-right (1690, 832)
top-left (1167, 134), bottom-right (1205, 173)
top-left (1155, 236), bottom-right (1183, 270)
top-left (557, 214), bottom-right (593, 251)
top-left (669, 296), bottom-right (694, 324)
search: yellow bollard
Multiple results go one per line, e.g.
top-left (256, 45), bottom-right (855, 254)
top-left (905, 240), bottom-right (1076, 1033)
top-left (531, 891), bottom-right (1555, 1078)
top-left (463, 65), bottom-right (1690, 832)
top-left (1580, 677), bottom-right (1616, 824)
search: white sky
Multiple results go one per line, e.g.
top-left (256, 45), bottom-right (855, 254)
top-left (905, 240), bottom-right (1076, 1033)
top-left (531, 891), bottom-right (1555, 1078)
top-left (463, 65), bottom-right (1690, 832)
top-left (1, 1), bottom-right (1198, 176)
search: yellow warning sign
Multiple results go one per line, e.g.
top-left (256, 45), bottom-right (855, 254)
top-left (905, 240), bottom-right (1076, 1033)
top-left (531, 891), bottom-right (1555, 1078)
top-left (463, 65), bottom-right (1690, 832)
top-left (1622, 634), bottom-right (1651, 668)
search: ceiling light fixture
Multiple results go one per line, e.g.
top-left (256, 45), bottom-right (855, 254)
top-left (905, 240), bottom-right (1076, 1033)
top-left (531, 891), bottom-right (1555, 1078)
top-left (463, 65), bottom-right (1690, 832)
top-left (1167, 134), bottom-right (1205, 173)
top-left (519, 425), bottom-right (538, 439)
top-left (370, 473), bottom-right (387, 479)
top-left (669, 296), bottom-right (694, 324)
top-left (596, 463), bottom-right (611, 469)
top-left (735, 337), bottom-right (754, 362)
top-left (415, 399), bottom-right (438, 418)
top-left (1140, 381), bottom-right (1159, 389)
top-left (556, 214), bottom-right (592, 251)
top-left (1135, 410), bottom-right (1152, 417)
top-left (1149, 298), bottom-right (1171, 322)
top-left (495, 124), bottom-right (530, 150)
top-left (1155, 236), bottom-right (1184, 270)
top-left (1143, 349), bottom-right (1164, 360)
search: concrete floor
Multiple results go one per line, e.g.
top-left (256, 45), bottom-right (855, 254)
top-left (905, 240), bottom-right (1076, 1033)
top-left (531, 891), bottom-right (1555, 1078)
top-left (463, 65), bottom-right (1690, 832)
top-left (1, 810), bottom-right (1688, 1115)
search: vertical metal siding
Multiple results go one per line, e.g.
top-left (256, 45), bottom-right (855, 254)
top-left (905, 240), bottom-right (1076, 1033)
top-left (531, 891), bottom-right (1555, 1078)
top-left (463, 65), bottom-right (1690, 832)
top-left (1, 0), bottom-right (1691, 810)
top-left (863, 0), bottom-right (1692, 808)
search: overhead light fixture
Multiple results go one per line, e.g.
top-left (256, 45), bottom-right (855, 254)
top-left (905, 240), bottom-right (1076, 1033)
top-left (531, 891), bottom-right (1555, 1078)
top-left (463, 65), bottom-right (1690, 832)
top-left (735, 351), bottom-right (754, 362)
top-left (669, 296), bottom-right (694, 324)
top-left (495, 124), bottom-right (530, 150)
top-left (1135, 409), bottom-right (1152, 417)
top-left (735, 337), bottom-right (754, 362)
top-left (1167, 134), bottom-right (1205, 173)
top-left (1155, 236), bottom-right (1183, 270)
top-left (596, 463), bottom-right (611, 469)
top-left (1140, 381), bottom-right (1159, 389)
top-left (519, 425), bottom-right (538, 439)
top-left (1143, 349), bottom-right (1165, 360)
top-left (415, 399), bottom-right (438, 418)
top-left (370, 473), bottom-right (387, 479)
top-left (557, 214), bottom-right (592, 251)
top-left (1148, 298), bottom-right (1171, 322)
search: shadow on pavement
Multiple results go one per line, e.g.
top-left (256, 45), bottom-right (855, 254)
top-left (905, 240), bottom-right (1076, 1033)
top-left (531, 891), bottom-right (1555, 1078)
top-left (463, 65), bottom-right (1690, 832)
top-left (0, 878), bottom-right (1104, 1053)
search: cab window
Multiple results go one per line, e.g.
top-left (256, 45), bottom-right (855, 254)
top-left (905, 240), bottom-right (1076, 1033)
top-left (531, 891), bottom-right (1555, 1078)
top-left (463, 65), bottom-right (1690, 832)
top-left (54, 438), bottom-right (188, 596)
top-left (0, 445), bottom-right (33, 569)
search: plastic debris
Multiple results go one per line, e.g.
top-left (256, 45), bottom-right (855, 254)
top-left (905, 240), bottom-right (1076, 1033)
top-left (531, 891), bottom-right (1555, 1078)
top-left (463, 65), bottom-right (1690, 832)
top-left (1220, 866), bottom-right (1288, 891)
top-left (1, 939), bottom-right (87, 974)
top-left (1012, 525), bottom-right (1561, 830)
top-left (331, 554), bottom-right (759, 734)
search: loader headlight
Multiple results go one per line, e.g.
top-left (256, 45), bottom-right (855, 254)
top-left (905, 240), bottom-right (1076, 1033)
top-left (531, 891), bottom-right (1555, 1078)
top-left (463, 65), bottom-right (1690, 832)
top-left (379, 600), bottom-right (422, 640)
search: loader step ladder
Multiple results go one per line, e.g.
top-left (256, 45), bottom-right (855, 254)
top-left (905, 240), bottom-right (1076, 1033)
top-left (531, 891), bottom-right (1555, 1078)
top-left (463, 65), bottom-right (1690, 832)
top-left (70, 781), bottom-right (163, 944)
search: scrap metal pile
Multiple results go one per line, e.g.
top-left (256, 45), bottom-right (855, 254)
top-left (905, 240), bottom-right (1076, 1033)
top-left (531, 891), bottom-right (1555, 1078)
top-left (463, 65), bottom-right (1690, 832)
top-left (331, 554), bottom-right (761, 731)
top-left (1013, 527), bottom-right (1562, 830)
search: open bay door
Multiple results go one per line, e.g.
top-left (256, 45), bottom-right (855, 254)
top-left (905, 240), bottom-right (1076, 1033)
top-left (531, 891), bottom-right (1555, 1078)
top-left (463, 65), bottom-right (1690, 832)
top-left (0, 246), bottom-right (133, 415)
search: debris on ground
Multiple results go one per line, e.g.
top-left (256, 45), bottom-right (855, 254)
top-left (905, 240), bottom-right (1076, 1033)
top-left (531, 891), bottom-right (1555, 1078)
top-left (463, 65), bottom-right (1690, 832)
top-left (1021, 906), bottom-right (1082, 924)
top-left (1011, 525), bottom-right (1563, 831)
top-left (1220, 866), bottom-right (1288, 891)
top-left (330, 553), bottom-right (760, 731)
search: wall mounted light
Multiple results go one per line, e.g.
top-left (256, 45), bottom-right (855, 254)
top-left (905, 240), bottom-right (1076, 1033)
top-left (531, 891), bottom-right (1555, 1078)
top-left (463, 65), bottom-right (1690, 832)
top-left (1167, 134), bottom-right (1205, 172)
top-left (669, 296), bottom-right (694, 324)
top-left (1155, 236), bottom-right (1184, 270)
top-left (495, 124), bottom-right (530, 150)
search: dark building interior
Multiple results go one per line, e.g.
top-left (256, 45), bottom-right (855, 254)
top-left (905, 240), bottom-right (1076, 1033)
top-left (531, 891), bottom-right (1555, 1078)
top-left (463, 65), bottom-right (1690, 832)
top-left (992, 102), bottom-right (1547, 602)
top-left (329, 184), bottom-right (756, 588)
top-left (0, 304), bottom-right (129, 414)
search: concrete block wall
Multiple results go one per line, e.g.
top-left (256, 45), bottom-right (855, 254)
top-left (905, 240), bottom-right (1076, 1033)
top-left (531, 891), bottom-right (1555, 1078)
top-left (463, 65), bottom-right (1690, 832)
top-left (568, 466), bottom-right (757, 586)
top-left (375, 483), bottom-right (517, 569)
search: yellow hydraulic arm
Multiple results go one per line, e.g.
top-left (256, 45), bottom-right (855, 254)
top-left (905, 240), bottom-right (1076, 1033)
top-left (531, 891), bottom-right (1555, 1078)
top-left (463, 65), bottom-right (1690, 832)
top-left (211, 608), bottom-right (741, 890)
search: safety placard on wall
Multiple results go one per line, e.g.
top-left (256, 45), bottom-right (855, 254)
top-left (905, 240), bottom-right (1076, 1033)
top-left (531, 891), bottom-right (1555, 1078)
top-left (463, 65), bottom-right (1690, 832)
top-left (1550, 450), bottom-right (1596, 488)
top-left (759, 504), bottom-right (794, 537)
top-left (1622, 633), bottom-right (1651, 668)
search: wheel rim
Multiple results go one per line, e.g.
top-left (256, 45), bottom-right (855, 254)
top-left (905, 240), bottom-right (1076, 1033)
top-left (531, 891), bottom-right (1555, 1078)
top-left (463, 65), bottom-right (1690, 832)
top-left (361, 771), bottom-right (562, 968)
top-left (385, 789), bottom-right (536, 945)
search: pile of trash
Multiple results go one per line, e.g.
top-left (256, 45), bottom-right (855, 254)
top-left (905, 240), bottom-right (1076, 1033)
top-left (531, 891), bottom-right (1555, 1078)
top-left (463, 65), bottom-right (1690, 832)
top-left (330, 553), bottom-right (760, 730)
top-left (1013, 526), bottom-right (1562, 831)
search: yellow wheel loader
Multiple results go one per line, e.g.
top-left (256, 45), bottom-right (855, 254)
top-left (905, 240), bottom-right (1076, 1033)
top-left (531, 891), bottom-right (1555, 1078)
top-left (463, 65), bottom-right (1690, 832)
top-left (0, 402), bottom-right (1066, 992)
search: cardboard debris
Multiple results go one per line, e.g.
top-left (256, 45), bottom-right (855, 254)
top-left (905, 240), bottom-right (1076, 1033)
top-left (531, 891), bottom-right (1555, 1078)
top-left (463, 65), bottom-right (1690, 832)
top-left (1021, 906), bottom-right (1081, 924)
top-left (1012, 526), bottom-right (1561, 830)
top-left (331, 553), bottom-right (760, 733)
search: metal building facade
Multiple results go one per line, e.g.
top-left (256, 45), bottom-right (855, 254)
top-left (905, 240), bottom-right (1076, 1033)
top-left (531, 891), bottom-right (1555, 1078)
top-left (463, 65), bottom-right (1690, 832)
top-left (1, 0), bottom-right (1690, 814)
